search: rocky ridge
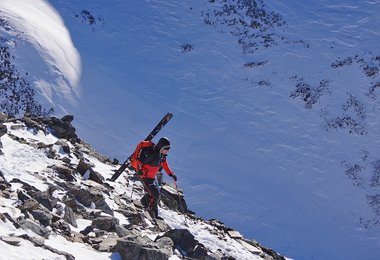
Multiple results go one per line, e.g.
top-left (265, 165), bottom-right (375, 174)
top-left (0, 113), bottom-right (285, 260)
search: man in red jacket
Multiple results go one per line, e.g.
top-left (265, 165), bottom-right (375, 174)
top-left (130, 137), bottom-right (177, 219)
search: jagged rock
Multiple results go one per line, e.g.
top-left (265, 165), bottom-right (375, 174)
top-left (17, 217), bottom-right (51, 238)
top-left (63, 195), bottom-right (78, 212)
top-left (22, 117), bottom-right (40, 129)
top-left (116, 209), bottom-right (145, 225)
top-left (53, 165), bottom-right (76, 181)
top-left (154, 218), bottom-right (171, 232)
top-left (70, 186), bottom-right (113, 215)
top-left (94, 199), bottom-right (114, 216)
top-left (0, 112), bottom-right (8, 122)
top-left (55, 139), bottom-right (71, 153)
top-left (51, 219), bottom-right (72, 237)
top-left (115, 224), bottom-right (132, 237)
top-left (89, 168), bottom-right (105, 184)
top-left (160, 229), bottom-right (198, 256)
top-left (91, 216), bottom-right (119, 232)
top-left (76, 159), bottom-right (91, 175)
top-left (10, 124), bottom-right (24, 131)
top-left (20, 198), bottom-right (40, 212)
top-left (0, 123), bottom-right (7, 136)
top-left (61, 115), bottom-right (74, 123)
top-left (115, 236), bottom-right (171, 260)
top-left (31, 209), bottom-right (53, 227)
top-left (155, 237), bottom-right (174, 256)
top-left (0, 170), bottom-right (10, 190)
top-left (260, 245), bottom-right (286, 260)
top-left (33, 190), bottom-right (58, 211)
top-left (237, 239), bottom-right (262, 255)
top-left (80, 226), bottom-right (93, 236)
top-left (227, 230), bottom-right (243, 239)
top-left (191, 244), bottom-right (209, 259)
top-left (64, 205), bottom-right (78, 228)
top-left (93, 238), bottom-right (118, 252)
top-left (160, 184), bottom-right (187, 213)
top-left (47, 116), bottom-right (77, 140)
top-left (70, 187), bottom-right (103, 207)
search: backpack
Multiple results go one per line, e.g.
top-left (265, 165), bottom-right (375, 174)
top-left (131, 141), bottom-right (161, 171)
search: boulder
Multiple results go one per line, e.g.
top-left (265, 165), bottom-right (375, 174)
top-left (160, 184), bottom-right (187, 213)
top-left (115, 236), bottom-right (171, 260)
top-left (160, 229), bottom-right (198, 256)
top-left (92, 216), bottom-right (119, 232)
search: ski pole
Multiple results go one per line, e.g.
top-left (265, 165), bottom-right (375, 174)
top-left (174, 180), bottom-right (188, 226)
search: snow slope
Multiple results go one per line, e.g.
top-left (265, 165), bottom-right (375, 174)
top-left (0, 119), bottom-right (272, 260)
top-left (1, 0), bottom-right (380, 259)
top-left (0, 0), bottom-right (81, 112)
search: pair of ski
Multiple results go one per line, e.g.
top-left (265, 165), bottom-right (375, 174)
top-left (109, 112), bottom-right (173, 182)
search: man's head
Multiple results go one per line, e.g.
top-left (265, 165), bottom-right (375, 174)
top-left (156, 137), bottom-right (171, 154)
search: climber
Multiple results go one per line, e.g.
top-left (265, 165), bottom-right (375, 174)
top-left (130, 137), bottom-right (177, 219)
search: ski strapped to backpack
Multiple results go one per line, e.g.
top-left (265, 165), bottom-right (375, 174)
top-left (109, 112), bottom-right (173, 181)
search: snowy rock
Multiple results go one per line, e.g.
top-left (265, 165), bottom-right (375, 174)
top-left (1, 236), bottom-right (22, 246)
top-left (17, 218), bottom-right (51, 238)
top-left (160, 184), bottom-right (188, 213)
top-left (227, 230), bottom-right (243, 239)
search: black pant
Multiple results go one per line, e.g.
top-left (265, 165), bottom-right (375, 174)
top-left (141, 178), bottom-right (160, 218)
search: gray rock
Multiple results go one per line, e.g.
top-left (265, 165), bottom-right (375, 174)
top-left (160, 184), bottom-right (188, 213)
top-left (76, 159), bottom-right (91, 176)
top-left (53, 165), bottom-right (76, 181)
top-left (1, 236), bottom-right (22, 246)
top-left (31, 210), bottom-right (53, 227)
top-left (0, 124), bottom-right (7, 137)
top-left (71, 187), bottom-right (103, 207)
top-left (155, 237), bottom-right (174, 256)
top-left (93, 238), bottom-right (118, 252)
top-left (0, 112), bottom-right (7, 122)
top-left (160, 229), bottom-right (198, 256)
top-left (89, 168), bottom-right (105, 184)
top-left (18, 218), bottom-right (51, 238)
top-left (92, 216), bottom-right (119, 232)
top-left (64, 205), bottom-right (77, 228)
top-left (115, 236), bottom-right (171, 260)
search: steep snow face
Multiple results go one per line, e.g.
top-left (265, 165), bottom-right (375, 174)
top-left (0, 0), bottom-right (81, 113)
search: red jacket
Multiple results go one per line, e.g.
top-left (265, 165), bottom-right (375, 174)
top-left (130, 140), bottom-right (173, 179)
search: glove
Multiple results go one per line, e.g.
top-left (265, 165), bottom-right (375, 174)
top-left (170, 174), bottom-right (177, 181)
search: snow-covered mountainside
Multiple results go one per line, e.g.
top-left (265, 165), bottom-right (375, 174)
top-left (1, 1), bottom-right (380, 259)
top-left (0, 114), bottom-right (286, 260)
